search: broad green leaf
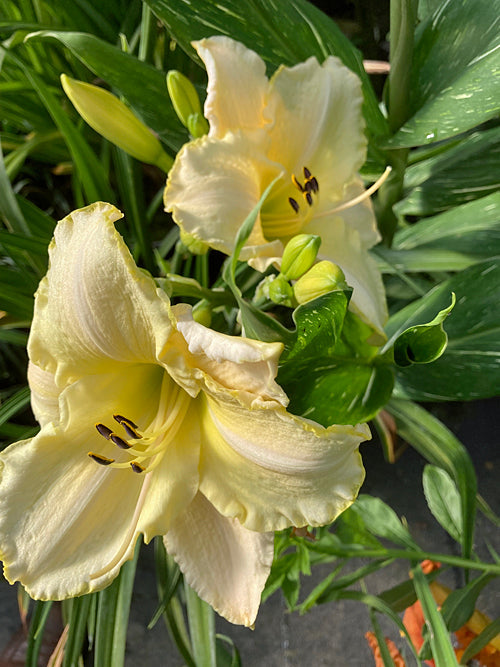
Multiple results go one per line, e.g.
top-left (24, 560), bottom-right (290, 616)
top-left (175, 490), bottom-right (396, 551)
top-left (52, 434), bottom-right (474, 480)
top-left (282, 290), bottom-right (350, 362)
top-left (388, 399), bottom-right (476, 560)
top-left (350, 494), bottom-right (418, 549)
top-left (376, 246), bottom-right (478, 273)
top-left (144, 0), bottom-right (388, 139)
top-left (396, 128), bottom-right (500, 216)
top-left (440, 573), bottom-right (495, 634)
top-left (27, 30), bottom-right (188, 152)
top-left (393, 293), bottom-right (454, 366)
top-left (335, 506), bottom-right (383, 550)
top-left (278, 311), bottom-right (394, 425)
top-left (278, 357), bottom-right (394, 425)
top-left (393, 192), bottom-right (500, 258)
top-left (422, 465), bottom-right (462, 543)
top-left (386, 259), bottom-right (500, 401)
top-left (412, 565), bottom-right (459, 667)
top-left (388, 0), bottom-right (500, 147)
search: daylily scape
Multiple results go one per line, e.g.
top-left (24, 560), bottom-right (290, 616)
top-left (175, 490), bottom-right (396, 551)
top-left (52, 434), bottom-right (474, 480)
top-left (0, 203), bottom-right (370, 626)
top-left (165, 36), bottom-right (387, 334)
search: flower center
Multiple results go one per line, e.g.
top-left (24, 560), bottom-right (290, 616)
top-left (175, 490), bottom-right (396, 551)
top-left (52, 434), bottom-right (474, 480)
top-left (88, 377), bottom-right (191, 474)
top-left (262, 166), bottom-right (319, 240)
top-left (288, 166), bottom-right (320, 215)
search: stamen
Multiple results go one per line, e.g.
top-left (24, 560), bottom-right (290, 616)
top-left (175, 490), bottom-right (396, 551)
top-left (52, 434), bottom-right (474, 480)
top-left (113, 414), bottom-right (139, 430)
top-left (110, 433), bottom-right (132, 449)
top-left (309, 176), bottom-right (319, 193)
top-left (304, 191), bottom-right (313, 206)
top-left (88, 452), bottom-right (115, 465)
top-left (288, 197), bottom-right (300, 213)
top-left (95, 423), bottom-right (113, 440)
top-left (121, 422), bottom-right (142, 439)
top-left (292, 174), bottom-right (304, 192)
top-left (303, 166), bottom-right (312, 180)
top-left (130, 462), bottom-right (145, 474)
top-left (315, 166), bottom-right (392, 219)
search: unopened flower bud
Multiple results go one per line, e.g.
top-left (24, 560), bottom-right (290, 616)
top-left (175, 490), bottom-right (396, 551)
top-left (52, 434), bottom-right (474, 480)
top-left (268, 275), bottom-right (294, 306)
top-left (61, 74), bottom-right (172, 171)
top-left (167, 71), bottom-right (208, 137)
top-left (294, 261), bottom-right (348, 304)
top-left (179, 230), bottom-right (209, 255)
top-left (186, 112), bottom-right (209, 138)
top-left (281, 234), bottom-right (321, 280)
top-left (192, 300), bottom-right (212, 327)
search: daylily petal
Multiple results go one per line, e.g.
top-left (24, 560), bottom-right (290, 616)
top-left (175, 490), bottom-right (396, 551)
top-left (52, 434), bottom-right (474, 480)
top-left (29, 202), bottom-right (173, 387)
top-left (139, 396), bottom-right (201, 541)
top-left (165, 132), bottom-right (281, 256)
top-left (0, 364), bottom-right (200, 598)
top-left (194, 36), bottom-right (270, 140)
top-left (0, 424), bottom-right (144, 599)
top-left (267, 55), bottom-right (366, 198)
top-left (164, 492), bottom-right (274, 627)
top-left (307, 215), bottom-right (387, 336)
top-left (317, 177), bottom-right (381, 250)
top-left (166, 304), bottom-right (287, 408)
top-left (199, 393), bottom-right (369, 532)
top-left (27, 362), bottom-right (60, 427)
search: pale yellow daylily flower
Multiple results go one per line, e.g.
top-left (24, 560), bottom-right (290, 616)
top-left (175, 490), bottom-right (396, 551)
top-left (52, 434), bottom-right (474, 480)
top-left (0, 203), bottom-right (370, 626)
top-left (165, 36), bottom-right (388, 334)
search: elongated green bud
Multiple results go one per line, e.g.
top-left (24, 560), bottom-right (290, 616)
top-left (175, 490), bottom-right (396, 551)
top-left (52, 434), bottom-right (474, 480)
top-left (167, 71), bottom-right (209, 138)
top-left (61, 74), bottom-right (172, 172)
top-left (281, 234), bottom-right (321, 281)
top-left (294, 261), bottom-right (348, 304)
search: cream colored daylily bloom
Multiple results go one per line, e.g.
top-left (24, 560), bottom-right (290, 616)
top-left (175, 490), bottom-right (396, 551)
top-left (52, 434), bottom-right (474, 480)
top-left (0, 203), bottom-right (370, 627)
top-left (165, 36), bottom-right (388, 334)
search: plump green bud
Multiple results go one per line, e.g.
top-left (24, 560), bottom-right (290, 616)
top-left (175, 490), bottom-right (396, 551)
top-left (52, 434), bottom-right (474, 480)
top-left (179, 230), bottom-right (209, 255)
top-left (294, 261), bottom-right (348, 304)
top-left (186, 112), bottom-right (209, 138)
top-left (268, 275), bottom-right (294, 306)
top-left (61, 74), bottom-right (172, 172)
top-left (167, 71), bottom-right (208, 137)
top-left (281, 234), bottom-right (321, 280)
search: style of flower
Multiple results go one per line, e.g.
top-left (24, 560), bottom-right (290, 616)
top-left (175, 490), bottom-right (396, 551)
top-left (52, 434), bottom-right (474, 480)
top-left (165, 36), bottom-right (387, 335)
top-left (0, 203), bottom-right (371, 627)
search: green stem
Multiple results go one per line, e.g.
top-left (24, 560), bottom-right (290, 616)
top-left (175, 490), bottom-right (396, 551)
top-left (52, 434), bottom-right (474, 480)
top-left (184, 582), bottom-right (217, 667)
top-left (376, 0), bottom-right (418, 244)
top-left (307, 544), bottom-right (500, 575)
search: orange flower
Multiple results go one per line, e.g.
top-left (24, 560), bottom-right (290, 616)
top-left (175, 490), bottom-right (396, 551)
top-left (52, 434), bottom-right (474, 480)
top-left (365, 631), bottom-right (406, 667)
top-left (366, 561), bottom-right (500, 667)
